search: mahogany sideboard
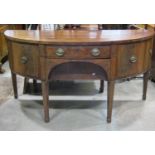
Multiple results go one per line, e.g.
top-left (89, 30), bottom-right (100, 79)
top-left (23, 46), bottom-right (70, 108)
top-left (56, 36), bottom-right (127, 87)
top-left (4, 29), bottom-right (154, 123)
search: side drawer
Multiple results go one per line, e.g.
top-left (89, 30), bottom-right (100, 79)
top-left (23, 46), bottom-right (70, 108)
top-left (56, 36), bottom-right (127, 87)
top-left (115, 40), bottom-right (152, 78)
top-left (11, 42), bottom-right (39, 78)
top-left (45, 46), bottom-right (110, 59)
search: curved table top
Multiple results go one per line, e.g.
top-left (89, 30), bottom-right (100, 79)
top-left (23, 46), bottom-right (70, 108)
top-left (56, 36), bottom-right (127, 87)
top-left (4, 29), bottom-right (155, 45)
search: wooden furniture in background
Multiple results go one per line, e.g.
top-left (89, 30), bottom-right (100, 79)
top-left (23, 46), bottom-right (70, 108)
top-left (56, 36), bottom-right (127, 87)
top-left (98, 24), bottom-right (143, 30)
top-left (55, 24), bottom-right (99, 30)
top-left (0, 25), bottom-right (9, 73)
top-left (98, 24), bottom-right (130, 30)
top-left (4, 29), bottom-right (154, 123)
top-left (0, 24), bottom-right (25, 73)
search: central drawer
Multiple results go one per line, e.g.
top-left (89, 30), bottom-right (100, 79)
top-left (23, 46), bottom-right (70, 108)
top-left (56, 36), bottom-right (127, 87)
top-left (45, 46), bottom-right (110, 59)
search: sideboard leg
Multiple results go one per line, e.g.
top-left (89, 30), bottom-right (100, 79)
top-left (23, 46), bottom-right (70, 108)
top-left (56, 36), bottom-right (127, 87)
top-left (23, 77), bottom-right (29, 94)
top-left (11, 72), bottom-right (18, 99)
top-left (33, 79), bottom-right (38, 93)
top-left (42, 81), bottom-right (49, 122)
top-left (99, 80), bottom-right (104, 93)
top-left (143, 71), bottom-right (149, 100)
top-left (107, 81), bottom-right (115, 123)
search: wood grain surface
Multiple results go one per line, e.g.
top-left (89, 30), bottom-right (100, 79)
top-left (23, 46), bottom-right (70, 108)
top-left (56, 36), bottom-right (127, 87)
top-left (4, 29), bottom-right (154, 45)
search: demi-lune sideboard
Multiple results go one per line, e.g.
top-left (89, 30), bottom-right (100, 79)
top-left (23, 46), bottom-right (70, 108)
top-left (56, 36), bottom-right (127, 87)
top-left (4, 29), bottom-right (154, 123)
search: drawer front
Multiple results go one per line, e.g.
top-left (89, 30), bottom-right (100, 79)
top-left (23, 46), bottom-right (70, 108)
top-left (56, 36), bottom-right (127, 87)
top-left (11, 42), bottom-right (39, 77)
top-left (45, 46), bottom-right (110, 59)
top-left (115, 40), bottom-right (152, 78)
top-left (40, 58), bottom-right (110, 80)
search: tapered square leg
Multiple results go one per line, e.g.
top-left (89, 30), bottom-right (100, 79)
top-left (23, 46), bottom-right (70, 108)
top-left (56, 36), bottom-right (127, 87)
top-left (99, 80), bottom-right (104, 93)
top-left (23, 77), bottom-right (30, 94)
top-left (41, 81), bottom-right (49, 122)
top-left (33, 79), bottom-right (38, 93)
top-left (143, 71), bottom-right (149, 100)
top-left (11, 72), bottom-right (18, 99)
top-left (107, 81), bottom-right (115, 123)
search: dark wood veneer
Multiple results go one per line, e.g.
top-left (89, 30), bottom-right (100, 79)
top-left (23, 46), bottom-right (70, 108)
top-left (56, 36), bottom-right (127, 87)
top-left (4, 29), bottom-right (154, 123)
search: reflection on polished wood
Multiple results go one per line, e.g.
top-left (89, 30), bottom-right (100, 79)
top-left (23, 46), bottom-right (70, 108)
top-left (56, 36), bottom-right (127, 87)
top-left (4, 29), bottom-right (154, 123)
top-left (5, 29), bottom-right (154, 44)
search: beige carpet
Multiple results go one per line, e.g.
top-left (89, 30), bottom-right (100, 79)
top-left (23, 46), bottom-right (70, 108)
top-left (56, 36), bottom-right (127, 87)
top-left (0, 62), bottom-right (23, 104)
top-left (0, 77), bottom-right (13, 103)
top-left (0, 79), bottom-right (155, 130)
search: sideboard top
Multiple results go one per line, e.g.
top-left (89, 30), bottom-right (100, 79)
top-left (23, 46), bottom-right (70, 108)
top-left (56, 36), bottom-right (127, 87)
top-left (4, 29), bottom-right (154, 45)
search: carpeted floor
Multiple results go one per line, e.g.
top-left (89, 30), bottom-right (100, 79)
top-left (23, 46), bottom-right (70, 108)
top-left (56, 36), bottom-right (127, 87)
top-left (0, 62), bottom-right (155, 130)
top-left (0, 62), bottom-right (24, 104)
top-left (0, 77), bottom-right (13, 103)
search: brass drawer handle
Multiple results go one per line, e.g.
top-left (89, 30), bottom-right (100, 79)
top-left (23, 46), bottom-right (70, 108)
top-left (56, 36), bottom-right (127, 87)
top-left (55, 48), bottom-right (65, 57)
top-left (21, 56), bottom-right (28, 64)
top-left (91, 48), bottom-right (100, 56)
top-left (129, 56), bottom-right (137, 63)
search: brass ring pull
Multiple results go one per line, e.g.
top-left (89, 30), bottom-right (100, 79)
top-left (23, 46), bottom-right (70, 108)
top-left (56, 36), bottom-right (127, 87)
top-left (129, 56), bottom-right (137, 63)
top-left (55, 48), bottom-right (65, 57)
top-left (21, 56), bottom-right (28, 64)
top-left (91, 48), bottom-right (100, 56)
